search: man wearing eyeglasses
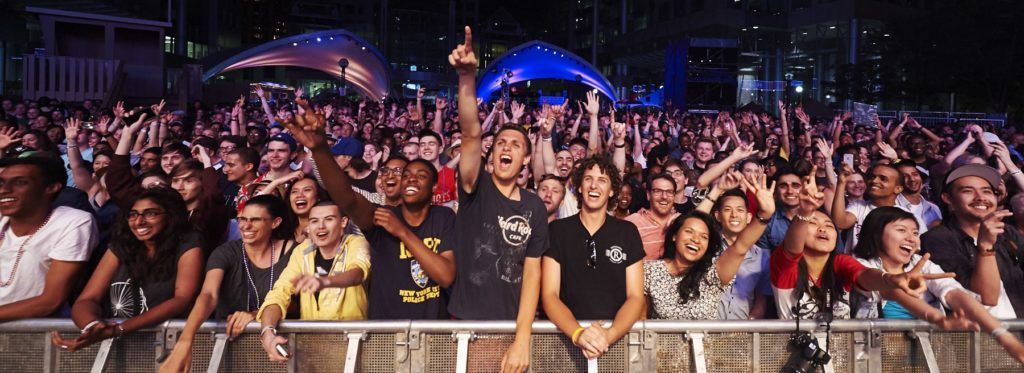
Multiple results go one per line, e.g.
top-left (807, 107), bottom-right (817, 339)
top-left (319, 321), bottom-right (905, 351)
top-left (625, 174), bottom-right (681, 260)
top-left (542, 155), bottom-right (644, 360)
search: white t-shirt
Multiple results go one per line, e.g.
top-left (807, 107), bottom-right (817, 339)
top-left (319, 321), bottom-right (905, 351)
top-left (844, 199), bottom-right (924, 250)
top-left (0, 206), bottom-right (98, 304)
top-left (896, 194), bottom-right (942, 229)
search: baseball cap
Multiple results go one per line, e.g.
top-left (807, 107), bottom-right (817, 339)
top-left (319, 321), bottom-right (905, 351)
top-left (268, 133), bottom-right (297, 151)
top-left (331, 138), bottom-right (364, 157)
top-left (944, 164), bottom-right (1001, 189)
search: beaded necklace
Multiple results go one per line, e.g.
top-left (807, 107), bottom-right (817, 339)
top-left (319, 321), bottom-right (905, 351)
top-left (240, 241), bottom-right (276, 311)
top-left (0, 212), bottom-right (53, 287)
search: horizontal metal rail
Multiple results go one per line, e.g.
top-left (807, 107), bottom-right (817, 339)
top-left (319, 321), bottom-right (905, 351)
top-left (2, 319), bottom-right (1022, 372)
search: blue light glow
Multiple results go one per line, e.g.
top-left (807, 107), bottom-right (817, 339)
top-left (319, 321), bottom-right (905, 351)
top-left (476, 40), bottom-right (617, 101)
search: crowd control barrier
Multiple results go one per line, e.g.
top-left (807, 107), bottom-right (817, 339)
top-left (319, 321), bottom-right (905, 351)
top-left (1, 319), bottom-right (1022, 372)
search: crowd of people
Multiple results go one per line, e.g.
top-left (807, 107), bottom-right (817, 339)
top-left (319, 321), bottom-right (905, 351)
top-left (1, 26), bottom-right (1023, 371)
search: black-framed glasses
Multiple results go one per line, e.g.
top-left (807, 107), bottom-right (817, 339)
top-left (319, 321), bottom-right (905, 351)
top-left (585, 237), bottom-right (598, 269)
top-left (127, 209), bottom-right (166, 221)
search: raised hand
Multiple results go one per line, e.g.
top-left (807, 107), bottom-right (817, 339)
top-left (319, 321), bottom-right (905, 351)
top-left (741, 170), bottom-right (776, 217)
top-left (611, 121), bottom-right (626, 142)
top-left (113, 101), bottom-right (127, 118)
top-left (0, 126), bottom-right (22, 150)
top-left (815, 138), bottom-right (833, 159)
top-left (323, 104), bottom-right (335, 120)
top-left (65, 118), bottom-right (81, 141)
top-left (798, 166), bottom-right (825, 215)
top-left (511, 101), bottom-right (525, 121)
top-left (716, 170), bottom-right (744, 191)
top-left (126, 113), bottom-right (149, 133)
top-left (584, 91), bottom-right (600, 116)
top-left (254, 85), bottom-right (266, 100)
top-left (436, 97), bottom-right (448, 111)
top-left (777, 100), bottom-right (787, 116)
top-left (294, 87), bottom-right (304, 101)
top-left (285, 98), bottom-right (328, 149)
top-left (417, 87), bottom-right (426, 99)
top-left (886, 253), bottom-right (955, 297)
top-left (877, 142), bottom-right (899, 160)
top-left (447, 26), bottom-right (477, 75)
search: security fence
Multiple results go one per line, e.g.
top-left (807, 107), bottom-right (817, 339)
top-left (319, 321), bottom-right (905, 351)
top-left (0, 319), bottom-right (1022, 372)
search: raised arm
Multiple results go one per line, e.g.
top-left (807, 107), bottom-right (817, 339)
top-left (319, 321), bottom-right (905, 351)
top-left (831, 163), bottom-right (858, 230)
top-left (716, 172), bottom-right (775, 285)
top-left (778, 101), bottom-right (792, 157)
top-left (432, 96), bottom-right (448, 134)
top-left (448, 26), bottom-right (483, 193)
top-left (64, 119), bottom-right (96, 192)
top-left (611, 120), bottom-right (627, 173)
top-left (782, 168), bottom-right (823, 256)
top-left (283, 98), bottom-right (376, 230)
top-left (255, 85), bottom-right (275, 123)
top-left (584, 91), bottom-right (601, 156)
top-left (696, 143), bottom-right (754, 188)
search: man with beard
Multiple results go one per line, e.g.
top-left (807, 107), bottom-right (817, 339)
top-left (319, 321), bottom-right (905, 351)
top-left (625, 174), bottom-right (680, 259)
top-left (922, 164), bottom-right (1022, 318)
top-left (833, 163), bottom-right (925, 249)
top-left (536, 174), bottom-right (566, 223)
top-left (896, 161), bottom-right (942, 229)
top-left (532, 115), bottom-right (578, 220)
top-left (283, 97), bottom-right (456, 321)
top-left (449, 26), bottom-right (548, 373)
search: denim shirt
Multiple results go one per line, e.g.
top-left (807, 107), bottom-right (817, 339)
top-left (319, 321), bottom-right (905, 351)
top-left (755, 208), bottom-right (791, 251)
top-left (717, 238), bottom-right (772, 319)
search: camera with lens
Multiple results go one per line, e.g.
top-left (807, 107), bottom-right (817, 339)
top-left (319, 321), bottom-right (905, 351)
top-left (781, 331), bottom-right (831, 373)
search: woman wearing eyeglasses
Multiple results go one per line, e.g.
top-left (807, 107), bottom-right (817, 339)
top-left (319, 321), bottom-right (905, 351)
top-left (542, 156), bottom-right (645, 361)
top-left (52, 187), bottom-right (203, 352)
top-left (644, 171), bottom-right (775, 320)
top-left (161, 195), bottom-right (298, 372)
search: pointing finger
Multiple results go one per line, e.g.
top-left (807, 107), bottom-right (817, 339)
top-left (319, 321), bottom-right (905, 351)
top-left (463, 26), bottom-right (473, 51)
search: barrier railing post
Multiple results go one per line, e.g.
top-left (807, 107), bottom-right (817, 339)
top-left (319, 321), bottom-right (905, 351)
top-left (89, 338), bottom-right (113, 373)
top-left (970, 331), bottom-right (982, 373)
top-left (910, 331), bottom-right (940, 373)
top-left (395, 330), bottom-right (419, 373)
top-left (43, 333), bottom-right (55, 373)
top-left (626, 330), bottom-right (645, 372)
top-left (868, 329), bottom-right (883, 373)
top-left (206, 333), bottom-right (229, 373)
top-left (343, 331), bottom-right (366, 373)
top-left (686, 332), bottom-right (707, 373)
top-left (453, 331), bottom-right (475, 373)
top-left (751, 332), bottom-right (761, 373)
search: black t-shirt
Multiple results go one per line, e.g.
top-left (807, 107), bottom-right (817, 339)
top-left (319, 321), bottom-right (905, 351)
top-left (545, 215), bottom-right (644, 320)
top-left (206, 240), bottom-right (295, 319)
top-left (366, 205), bottom-right (455, 319)
top-left (449, 165), bottom-right (549, 320)
top-left (674, 199), bottom-right (695, 215)
top-left (351, 171), bottom-right (378, 193)
top-left (108, 233), bottom-right (201, 318)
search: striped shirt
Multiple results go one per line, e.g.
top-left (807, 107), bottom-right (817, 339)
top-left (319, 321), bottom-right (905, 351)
top-left (624, 209), bottom-right (680, 260)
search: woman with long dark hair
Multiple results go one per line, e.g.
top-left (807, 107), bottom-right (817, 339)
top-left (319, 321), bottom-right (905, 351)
top-left (852, 207), bottom-right (1024, 361)
top-left (52, 188), bottom-right (203, 351)
top-left (645, 172), bottom-right (775, 319)
top-left (772, 168), bottom-right (951, 320)
top-left (161, 195), bottom-right (298, 371)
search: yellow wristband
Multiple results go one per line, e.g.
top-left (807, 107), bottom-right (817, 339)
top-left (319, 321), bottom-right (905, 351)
top-left (571, 327), bottom-right (585, 345)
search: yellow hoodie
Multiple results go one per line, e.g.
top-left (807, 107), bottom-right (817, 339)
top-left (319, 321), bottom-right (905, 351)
top-left (257, 234), bottom-right (370, 321)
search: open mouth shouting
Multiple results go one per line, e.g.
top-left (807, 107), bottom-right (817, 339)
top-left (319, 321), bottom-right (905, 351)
top-left (899, 244), bottom-right (915, 257)
top-left (293, 198), bottom-right (309, 210)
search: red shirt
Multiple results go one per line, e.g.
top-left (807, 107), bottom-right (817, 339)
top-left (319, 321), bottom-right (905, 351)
top-left (432, 165), bottom-right (457, 206)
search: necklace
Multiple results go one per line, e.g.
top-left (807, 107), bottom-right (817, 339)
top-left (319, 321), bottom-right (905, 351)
top-left (241, 241), bottom-right (276, 311)
top-left (0, 212), bottom-right (54, 287)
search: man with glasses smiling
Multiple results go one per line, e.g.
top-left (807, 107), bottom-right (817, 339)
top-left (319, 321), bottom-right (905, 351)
top-left (626, 174), bottom-right (680, 259)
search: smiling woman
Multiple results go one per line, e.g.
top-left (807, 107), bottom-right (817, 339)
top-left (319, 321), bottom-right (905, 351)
top-left (53, 187), bottom-right (201, 352)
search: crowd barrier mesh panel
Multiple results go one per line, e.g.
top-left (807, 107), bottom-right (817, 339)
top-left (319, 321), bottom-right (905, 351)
top-left (932, 332), bottom-right (971, 372)
top-left (981, 330), bottom-right (1024, 372)
top-left (654, 333), bottom-right (693, 372)
top-left (0, 332), bottom-right (45, 372)
top-left (529, 333), bottom-right (626, 372)
top-left (705, 332), bottom-right (752, 372)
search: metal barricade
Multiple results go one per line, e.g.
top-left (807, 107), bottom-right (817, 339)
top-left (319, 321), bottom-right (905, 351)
top-left (1, 319), bottom-right (1023, 372)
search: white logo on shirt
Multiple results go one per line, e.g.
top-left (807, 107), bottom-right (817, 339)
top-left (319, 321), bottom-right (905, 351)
top-left (606, 246), bottom-right (626, 264)
top-left (498, 215), bottom-right (532, 246)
